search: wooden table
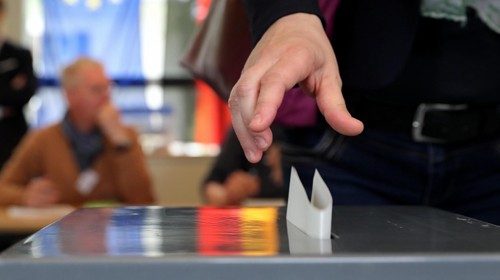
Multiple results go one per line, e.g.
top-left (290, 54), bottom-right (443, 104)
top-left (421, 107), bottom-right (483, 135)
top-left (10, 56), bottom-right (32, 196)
top-left (0, 206), bottom-right (74, 234)
top-left (0, 206), bottom-right (75, 251)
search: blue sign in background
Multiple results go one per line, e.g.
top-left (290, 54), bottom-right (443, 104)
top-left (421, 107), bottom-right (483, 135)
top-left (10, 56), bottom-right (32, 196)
top-left (42, 0), bottom-right (143, 80)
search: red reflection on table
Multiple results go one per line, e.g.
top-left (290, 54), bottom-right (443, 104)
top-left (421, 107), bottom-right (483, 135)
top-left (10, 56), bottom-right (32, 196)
top-left (197, 207), bottom-right (278, 256)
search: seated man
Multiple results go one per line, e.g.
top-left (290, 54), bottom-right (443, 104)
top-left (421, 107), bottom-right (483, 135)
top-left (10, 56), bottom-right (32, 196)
top-left (0, 58), bottom-right (155, 207)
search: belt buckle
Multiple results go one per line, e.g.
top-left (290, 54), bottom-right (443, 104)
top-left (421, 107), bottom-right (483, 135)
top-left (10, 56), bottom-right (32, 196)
top-left (412, 103), bottom-right (468, 143)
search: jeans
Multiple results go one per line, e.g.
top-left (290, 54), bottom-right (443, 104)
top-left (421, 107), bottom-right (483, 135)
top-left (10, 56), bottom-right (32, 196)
top-left (281, 128), bottom-right (500, 225)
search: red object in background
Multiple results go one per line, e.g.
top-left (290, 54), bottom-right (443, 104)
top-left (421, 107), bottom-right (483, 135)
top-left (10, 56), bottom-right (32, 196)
top-left (193, 80), bottom-right (231, 144)
top-left (195, 0), bottom-right (212, 23)
top-left (192, 0), bottom-right (231, 144)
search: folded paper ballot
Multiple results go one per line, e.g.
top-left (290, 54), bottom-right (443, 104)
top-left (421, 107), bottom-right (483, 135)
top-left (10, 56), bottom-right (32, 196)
top-left (287, 220), bottom-right (332, 254)
top-left (286, 167), bottom-right (333, 239)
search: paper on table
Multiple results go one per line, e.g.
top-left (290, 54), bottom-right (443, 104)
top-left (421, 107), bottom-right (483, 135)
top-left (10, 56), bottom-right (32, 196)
top-left (7, 205), bottom-right (75, 219)
top-left (286, 167), bottom-right (333, 239)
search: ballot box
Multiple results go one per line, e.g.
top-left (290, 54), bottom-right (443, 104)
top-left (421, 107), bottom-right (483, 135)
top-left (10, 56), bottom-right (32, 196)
top-left (2, 206), bottom-right (500, 280)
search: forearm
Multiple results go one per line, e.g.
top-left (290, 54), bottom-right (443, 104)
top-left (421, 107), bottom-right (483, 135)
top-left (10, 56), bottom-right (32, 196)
top-left (0, 133), bottom-right (41, 206)
top-left (0, 183), bottom-right (25, 206)
top-left (243, 0), bottom-right (323, 42)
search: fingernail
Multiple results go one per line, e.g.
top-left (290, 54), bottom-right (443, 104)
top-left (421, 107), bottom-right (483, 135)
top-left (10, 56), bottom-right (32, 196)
top-left (245, 150), bottom-right (255, 161)
top-left (255, 136), bottom-right (267, 149)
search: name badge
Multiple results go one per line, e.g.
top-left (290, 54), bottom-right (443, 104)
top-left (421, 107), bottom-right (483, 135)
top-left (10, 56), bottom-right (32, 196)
top-left (76, 169), bottom-right (99, 195)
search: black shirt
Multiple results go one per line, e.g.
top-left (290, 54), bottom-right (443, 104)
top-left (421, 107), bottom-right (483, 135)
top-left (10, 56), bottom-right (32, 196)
top-left (243, 0), bottom-right (500, 103)
top-left (370, 11), bottom-right (500, 104)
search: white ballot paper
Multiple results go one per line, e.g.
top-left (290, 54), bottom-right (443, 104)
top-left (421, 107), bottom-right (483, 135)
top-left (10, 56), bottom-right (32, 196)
top-left (286, 167), bottom-right (333, 239)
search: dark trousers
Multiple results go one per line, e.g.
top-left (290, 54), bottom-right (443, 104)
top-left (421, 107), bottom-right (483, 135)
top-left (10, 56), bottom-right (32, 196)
top-left (282, 129), bottom-right (500, 225)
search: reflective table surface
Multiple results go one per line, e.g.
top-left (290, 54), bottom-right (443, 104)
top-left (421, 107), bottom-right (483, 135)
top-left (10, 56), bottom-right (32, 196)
top-left (2, 206), bottom-right (500, 280)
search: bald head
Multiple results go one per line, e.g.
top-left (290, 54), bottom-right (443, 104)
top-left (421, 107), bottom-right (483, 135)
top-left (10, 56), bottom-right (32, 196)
top-left (61, 57), bottom-right (111, 130)
top-left (61, 57), bottom-right (106, 90)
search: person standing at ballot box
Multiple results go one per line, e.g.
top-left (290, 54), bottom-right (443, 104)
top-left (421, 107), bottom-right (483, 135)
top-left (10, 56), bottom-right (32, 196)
top-left (0, 0), bottom-right (38, 169)
top-left (229, 0), bottom-right (500, 224)
top-left (0, 58), bottom-right (154, 207)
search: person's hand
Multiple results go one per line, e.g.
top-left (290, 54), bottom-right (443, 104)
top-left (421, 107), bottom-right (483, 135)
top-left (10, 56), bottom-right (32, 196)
top-left (224, 171), bottom-right (260, 204)
top-left (204, 182), bottom-right (228, 206)
top-left (22, 178), bottom-right (60, 207)
top-left (96, 103), bottom-right (130, 145)
top-left (229, 13), bottom-right (364, 163)
top-left (11, 74), bottom-right (27, 90)
top-left (204, 171), bottom-right (260, 206)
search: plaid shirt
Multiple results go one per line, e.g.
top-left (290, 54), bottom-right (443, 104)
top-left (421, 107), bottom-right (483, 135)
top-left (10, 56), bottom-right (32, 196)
top-left (421, 0), bottom-right (500, 33)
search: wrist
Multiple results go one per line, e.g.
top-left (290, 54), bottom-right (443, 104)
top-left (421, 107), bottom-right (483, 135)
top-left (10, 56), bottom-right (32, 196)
top-left (113, 140), bottom-right (132, 153)
top-left (101, 124), bottom-right (130, 145)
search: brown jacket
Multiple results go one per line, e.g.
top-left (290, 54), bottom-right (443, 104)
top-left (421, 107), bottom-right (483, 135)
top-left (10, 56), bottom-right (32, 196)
top-left (0, 123), bottom-right (155, 206)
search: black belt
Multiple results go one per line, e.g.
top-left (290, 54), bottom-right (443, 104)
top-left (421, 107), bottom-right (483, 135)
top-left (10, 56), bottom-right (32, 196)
top-left (347, 96), bottom-right (500, 144)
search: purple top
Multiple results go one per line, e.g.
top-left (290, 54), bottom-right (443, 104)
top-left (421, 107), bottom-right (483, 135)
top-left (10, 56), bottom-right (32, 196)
top-left (274, 0), bottom-right (340, 127)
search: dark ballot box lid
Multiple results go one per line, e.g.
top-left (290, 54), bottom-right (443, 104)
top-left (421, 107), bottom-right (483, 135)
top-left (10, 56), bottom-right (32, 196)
top-left (1, 206), bottom-right (500, 280)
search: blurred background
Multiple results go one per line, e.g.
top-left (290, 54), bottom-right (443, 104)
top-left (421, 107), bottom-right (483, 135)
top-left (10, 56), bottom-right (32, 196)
top-left (3, 0), bottom-right (233, 206)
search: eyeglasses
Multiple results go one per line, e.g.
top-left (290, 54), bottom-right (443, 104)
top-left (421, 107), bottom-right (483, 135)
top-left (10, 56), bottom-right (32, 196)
top-left (82, 82), bottom-right (114, 95)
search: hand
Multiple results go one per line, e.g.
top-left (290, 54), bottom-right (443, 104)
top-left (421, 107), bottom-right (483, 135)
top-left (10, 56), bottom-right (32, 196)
top-left (204, 182), bottom-right (228, 206)
top-left (22, 178), bottom-right (60, 207)
top-left (96, 103), bottom-right (130, 145)
top-left (224, 171), bottom-right (260, 204)
top-left (204, 171), bottom-right (260, 206)
top-left (11, 74), bottom-right (27, 90)
top-left (229, 13), bottom-right (364, 163)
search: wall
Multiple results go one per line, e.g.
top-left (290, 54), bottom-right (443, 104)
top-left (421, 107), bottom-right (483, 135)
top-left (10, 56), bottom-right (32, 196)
top-left (148, 156), bottom-right (214, 206)
top-left (2, 0), bottom-right (23, 43)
